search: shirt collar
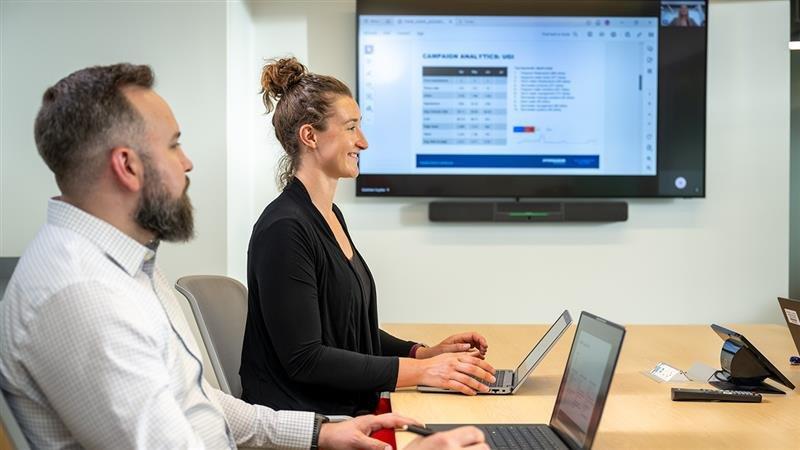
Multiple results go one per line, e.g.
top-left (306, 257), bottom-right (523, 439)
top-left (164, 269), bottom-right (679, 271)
top-left (47, 198), bottom-right (155, 277)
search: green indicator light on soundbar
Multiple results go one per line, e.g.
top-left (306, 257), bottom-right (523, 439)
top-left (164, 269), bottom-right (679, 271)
top-left (507, 212), bottom-right (551, 217)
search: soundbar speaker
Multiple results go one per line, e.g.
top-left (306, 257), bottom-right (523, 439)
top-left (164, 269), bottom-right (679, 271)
top-left (428, 201), bottom-right (628, 222)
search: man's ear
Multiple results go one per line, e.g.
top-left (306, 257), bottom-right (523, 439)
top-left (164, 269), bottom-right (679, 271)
top-left (298, 124), bottom-right (317, 150)
top-left (109, 146), bottom-right (144, 193)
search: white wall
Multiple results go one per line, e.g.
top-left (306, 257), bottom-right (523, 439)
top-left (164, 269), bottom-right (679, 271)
top-left (0, 0), bottom-right (791, 326)
top-left (0, 0), bottom-right (228, 284)
top-left (791, 49), bottom-right (800, 299)
top-left (227, 0), bottom-right (258, 283)
top-left (245, 0), bottom-right (790, 324)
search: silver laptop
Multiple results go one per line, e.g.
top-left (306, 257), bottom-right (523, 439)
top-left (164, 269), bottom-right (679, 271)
top-left (428, 311), bottom-right (626, 450)
top-left (418, 310), bottom-right (572, 395)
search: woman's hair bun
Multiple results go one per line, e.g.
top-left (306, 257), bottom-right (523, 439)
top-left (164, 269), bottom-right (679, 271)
top-left (260, 57), bottom-right (307, 112)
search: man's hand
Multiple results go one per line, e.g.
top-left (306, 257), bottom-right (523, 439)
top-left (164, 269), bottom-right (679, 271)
top-left (318, 413), bottom-right (418, 450)
top-left (405, 426), bottom-right (489, 450)
top-left (416, 332), bottom-right (489, 360)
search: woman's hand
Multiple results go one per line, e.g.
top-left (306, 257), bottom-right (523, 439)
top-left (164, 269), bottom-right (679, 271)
top-left (415, 332), bottom-right (489, 360)
top-left (414, 352), bottom-right (496, 395)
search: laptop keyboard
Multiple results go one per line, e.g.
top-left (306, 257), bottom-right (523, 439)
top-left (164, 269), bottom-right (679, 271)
top-left (481, 424), bottom-right (569, 450)
top-left (480, 370), bottom-right (511, 388)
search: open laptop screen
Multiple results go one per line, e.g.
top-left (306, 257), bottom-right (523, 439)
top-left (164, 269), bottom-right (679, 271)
top-left (549, 312), bottom-right (625, 450)
top-left (513, 310), bottom-right (572, 387)
top-left (778, 297), bottom-right (800, 355)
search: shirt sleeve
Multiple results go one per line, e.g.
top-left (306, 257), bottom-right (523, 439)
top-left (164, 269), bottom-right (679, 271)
top-left (23, 282), bottom-right (208, 449)
top-left (209, 387), bottom-right (315, 449)
top-left (379, 329), bottom-right (416, 357)
top-left (251, 218), bottom-right (398, 391)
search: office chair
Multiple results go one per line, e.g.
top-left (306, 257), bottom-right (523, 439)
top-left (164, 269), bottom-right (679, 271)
top-left (0, 391), bottom-right (31, 450)
top-left (175, 275), bottom-right (248, 398)
top-left (0, 257), bottom-right (19, 299)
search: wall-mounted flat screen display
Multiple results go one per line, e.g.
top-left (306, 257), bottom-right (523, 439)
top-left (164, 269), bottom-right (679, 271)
top-left (356, 0), bottom-right (707, 197)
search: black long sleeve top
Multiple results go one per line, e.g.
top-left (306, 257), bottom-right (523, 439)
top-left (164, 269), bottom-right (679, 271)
top-left (240, 178), bottom-right (415, 415)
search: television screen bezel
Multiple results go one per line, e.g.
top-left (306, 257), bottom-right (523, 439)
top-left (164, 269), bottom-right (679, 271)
top-left (355, 0), bottom-right (708, 198)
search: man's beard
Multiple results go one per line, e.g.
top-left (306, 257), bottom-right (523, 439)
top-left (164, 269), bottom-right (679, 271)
top-left (134, 159), bottom-right (194, 242)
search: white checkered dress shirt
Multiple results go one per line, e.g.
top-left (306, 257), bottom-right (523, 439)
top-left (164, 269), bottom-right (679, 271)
top-left (0, 199), bottom-right (314, 449)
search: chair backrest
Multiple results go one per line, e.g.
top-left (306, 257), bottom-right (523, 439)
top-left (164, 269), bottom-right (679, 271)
top-left (0, 391), bottom-right (31, 450)
top-left (175, 275), bottom-right (248, 398)
top-left (0, 257), bottom-right (19, 299)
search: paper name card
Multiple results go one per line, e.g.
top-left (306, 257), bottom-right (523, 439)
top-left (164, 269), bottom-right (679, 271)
top-left (647, 362), bottom-right (691, 383)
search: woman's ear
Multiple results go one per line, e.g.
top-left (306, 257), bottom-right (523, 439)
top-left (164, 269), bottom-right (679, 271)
top-left (298, 124), bottom-right (317, 150)
top-left (109, 146), bottom-right (145, 193)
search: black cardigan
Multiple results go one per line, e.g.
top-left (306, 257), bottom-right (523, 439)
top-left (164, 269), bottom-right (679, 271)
top-left (240, 179), bottom-right (415, 415)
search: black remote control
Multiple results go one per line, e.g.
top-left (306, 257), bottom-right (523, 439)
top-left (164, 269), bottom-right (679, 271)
top-left (671, 388), bottom-right (762, 403)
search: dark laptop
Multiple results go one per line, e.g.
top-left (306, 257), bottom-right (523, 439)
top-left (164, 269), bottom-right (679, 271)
top-left (428, 311), bottom-right (626, 450)
top-left (778, 297), bottom-right (800, 354)
top-left (418, 310), bottom-right (573, 394)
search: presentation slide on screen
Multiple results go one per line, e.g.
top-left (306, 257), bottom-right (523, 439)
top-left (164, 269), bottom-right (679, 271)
top-left (358, 16), bottom-right (658, 175)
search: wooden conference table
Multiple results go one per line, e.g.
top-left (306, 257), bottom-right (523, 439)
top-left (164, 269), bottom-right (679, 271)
top-left (383, 323), bottom-right (800, 450)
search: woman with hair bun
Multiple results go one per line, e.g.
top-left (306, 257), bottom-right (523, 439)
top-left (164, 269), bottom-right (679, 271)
top-left (240, 57), bottom-right (496, 416)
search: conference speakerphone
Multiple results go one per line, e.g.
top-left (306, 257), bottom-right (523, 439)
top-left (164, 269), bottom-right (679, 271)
top-left (429, 201), bottom-right (628, 222)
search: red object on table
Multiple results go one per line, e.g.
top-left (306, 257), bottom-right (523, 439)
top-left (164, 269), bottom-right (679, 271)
top-left (370, 392), bottom-right (397, 449)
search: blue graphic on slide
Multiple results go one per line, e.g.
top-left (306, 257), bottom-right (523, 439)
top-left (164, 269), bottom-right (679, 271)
top-left (416, 154), bottom-right (599, 169)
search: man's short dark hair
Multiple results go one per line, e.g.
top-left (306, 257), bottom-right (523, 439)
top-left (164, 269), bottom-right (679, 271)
top-left (34, 63), bottom-right (154, 193)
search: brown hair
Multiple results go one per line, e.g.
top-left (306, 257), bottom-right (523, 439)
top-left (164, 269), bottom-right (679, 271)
top-left (260, 57), bottom-right (352, 189)
top-left (34, 63), bottom-right (154, 194)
